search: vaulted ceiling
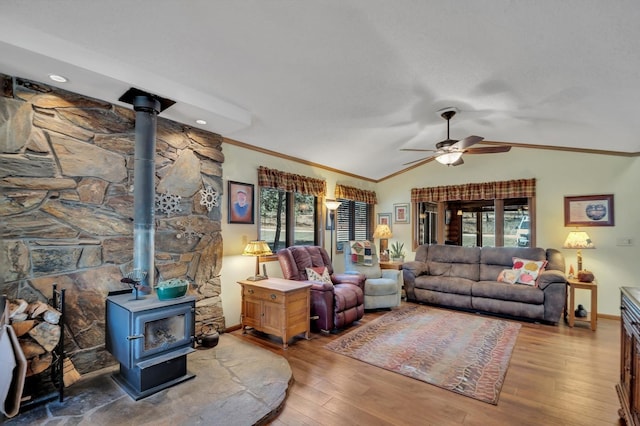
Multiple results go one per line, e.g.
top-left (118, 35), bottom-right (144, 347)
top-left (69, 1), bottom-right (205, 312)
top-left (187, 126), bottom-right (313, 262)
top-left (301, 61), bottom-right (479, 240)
top-left (2, 1), bottom-right (639, 180)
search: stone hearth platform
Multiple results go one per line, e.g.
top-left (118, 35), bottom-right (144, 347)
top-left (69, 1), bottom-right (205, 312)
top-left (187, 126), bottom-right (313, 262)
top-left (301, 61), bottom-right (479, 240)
top-left (3, 334), bottom-right (291, 425)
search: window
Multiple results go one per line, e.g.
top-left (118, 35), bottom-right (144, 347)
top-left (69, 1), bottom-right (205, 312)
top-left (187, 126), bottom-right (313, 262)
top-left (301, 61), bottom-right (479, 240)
top-left (336, 199), bottom-right (372, 251)
top-left (259, 188), bottom-right (318, 252)
top-left (412, 179), bottom-right (536, 248)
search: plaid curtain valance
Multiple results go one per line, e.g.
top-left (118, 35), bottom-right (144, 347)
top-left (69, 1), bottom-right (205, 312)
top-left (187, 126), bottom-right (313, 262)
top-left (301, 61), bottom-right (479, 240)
top-left (258, 166), bottom-right (326, 196)
top-left (335, 184), bottom-right (377, 204)
top-left (411, 178), bottom-right (535, 203)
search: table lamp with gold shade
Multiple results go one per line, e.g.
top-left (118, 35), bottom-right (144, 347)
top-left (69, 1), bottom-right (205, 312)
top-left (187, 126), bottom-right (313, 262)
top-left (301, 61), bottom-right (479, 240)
top-left (373, 224), bottom-right (393, 261)
top-left (242, 240), bottom-right (273, 281)
top-left (563, 230), bottom-right (595, 274)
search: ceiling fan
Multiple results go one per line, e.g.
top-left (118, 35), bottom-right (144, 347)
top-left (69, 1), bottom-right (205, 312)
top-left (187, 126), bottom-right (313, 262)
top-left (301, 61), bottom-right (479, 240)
top-left (401, 107), bottom-right (511, 166)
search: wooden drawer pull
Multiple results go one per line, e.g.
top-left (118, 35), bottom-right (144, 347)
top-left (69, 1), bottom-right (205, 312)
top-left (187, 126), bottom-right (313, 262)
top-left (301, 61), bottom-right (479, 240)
top-left (270, 294), bottom-right (276, 300)
top-left (248, 288), bottom-right (254, 294)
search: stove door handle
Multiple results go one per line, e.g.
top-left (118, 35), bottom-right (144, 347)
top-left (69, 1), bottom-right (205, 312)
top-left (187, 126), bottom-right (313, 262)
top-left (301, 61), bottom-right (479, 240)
top-left (127, 334), bottom-right (144, 341)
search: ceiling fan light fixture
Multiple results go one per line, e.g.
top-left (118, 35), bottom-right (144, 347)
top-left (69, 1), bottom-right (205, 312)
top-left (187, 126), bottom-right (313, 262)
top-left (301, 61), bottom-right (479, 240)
top-left (435, 151), bottom-right (463, 165)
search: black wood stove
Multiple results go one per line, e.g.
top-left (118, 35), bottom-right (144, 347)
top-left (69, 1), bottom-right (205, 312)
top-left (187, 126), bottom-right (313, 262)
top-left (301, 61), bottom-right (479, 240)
top-left (105, 293), bottom-right (196, 400)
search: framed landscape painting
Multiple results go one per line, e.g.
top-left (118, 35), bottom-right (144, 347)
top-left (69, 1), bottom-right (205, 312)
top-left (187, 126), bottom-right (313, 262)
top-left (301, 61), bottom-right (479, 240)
top-left (564, 194), bottom-right (614, 227)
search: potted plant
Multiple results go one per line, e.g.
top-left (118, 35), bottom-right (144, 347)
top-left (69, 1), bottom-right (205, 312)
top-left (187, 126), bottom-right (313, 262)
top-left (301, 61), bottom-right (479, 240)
top-left (389, 241), bottom-right (405, 262)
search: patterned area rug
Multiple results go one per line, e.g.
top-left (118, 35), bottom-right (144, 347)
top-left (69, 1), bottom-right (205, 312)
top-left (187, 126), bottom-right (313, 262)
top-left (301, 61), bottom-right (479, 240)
top-left (325, 304), bottom-right (521, 405)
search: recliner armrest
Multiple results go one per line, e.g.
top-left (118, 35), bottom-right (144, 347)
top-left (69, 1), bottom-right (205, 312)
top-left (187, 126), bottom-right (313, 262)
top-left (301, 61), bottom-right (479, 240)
top-left (537, 270), bottom-right (566, 290)
top-left (333, 272), bottom-right (366, 288)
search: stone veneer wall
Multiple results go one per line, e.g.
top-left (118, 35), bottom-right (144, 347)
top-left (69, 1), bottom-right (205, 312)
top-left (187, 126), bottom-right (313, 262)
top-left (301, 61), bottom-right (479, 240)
top-left (0, 74), bottom-right (225, 374)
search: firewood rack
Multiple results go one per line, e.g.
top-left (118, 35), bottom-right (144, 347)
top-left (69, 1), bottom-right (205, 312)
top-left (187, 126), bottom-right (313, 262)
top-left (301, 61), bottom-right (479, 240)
top-left (19, 284), bottom-right (66, 410)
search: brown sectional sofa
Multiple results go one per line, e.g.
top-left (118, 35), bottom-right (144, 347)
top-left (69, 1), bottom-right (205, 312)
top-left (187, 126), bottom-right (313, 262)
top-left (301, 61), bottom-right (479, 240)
top-left (402, 244), bottom-right (567, 324)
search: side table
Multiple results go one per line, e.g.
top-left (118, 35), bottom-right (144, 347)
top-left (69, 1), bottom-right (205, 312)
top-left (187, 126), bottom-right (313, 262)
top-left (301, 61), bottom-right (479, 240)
top-left (566, 278), bottom-right (597, 331)
top-left (238, 277), bottom-right (311, 349)
top-left (380, 261), bottom-right (403, 270)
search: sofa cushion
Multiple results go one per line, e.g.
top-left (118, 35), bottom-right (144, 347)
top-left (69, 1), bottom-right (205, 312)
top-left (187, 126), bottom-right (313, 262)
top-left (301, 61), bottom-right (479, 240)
top-left (306, 267), bottom-right (332, 285)
top-left (414, 275), bottom-right (474, 295)
top-left (479, 246), bottom-right (546, 281)
top-left (497, 268), bottom-right (520, 284)
top-left (427, 245), bottom-right (480, 281)
top-left (512, 257), bottom-right (547, 286)
top-left (473, 280), bottom-right (544, 304)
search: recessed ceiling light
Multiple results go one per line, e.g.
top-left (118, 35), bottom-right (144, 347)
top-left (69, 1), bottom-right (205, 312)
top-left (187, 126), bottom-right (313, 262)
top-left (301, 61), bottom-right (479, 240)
top-left (195, 119), bottom-right (207, 125)
top-left (48, 74), bottom-right (68, 83)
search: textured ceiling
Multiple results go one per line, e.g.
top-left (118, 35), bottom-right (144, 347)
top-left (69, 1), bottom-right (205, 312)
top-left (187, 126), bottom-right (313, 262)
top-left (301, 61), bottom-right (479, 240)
top-left (2, 1), bottom-right (639, 180)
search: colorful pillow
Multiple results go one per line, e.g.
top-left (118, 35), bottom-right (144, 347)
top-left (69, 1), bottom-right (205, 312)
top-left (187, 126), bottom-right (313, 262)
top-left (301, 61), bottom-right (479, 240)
top-left (350, 240), bottom-right (373, 266)
top-left (497, 268), bottom-right (521, 284)
top-left (306, 267), bottom-right (332, 285)
top-left (512, 257), bottom-right (547, 286)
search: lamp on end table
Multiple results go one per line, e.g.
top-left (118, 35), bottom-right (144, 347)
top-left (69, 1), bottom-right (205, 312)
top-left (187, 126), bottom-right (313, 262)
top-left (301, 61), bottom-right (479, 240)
top-left (563, 230), bottom-right (595, 273)
top-left (242, 240), bottom-right (273, 281)
top-left (373, 224), bottom-right (393, 261)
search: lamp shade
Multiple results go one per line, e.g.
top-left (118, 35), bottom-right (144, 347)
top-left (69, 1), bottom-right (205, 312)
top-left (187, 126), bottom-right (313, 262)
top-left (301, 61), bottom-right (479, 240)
top-left (324, 199), bottom-right (342, 211)
top-left (373, 224), bottom-right (393, 239)
top-left (435, 151), bottom-right (463, 165)
top-left (563, 231), bottom-right (595, 249)
top-left (242, 240), bottom-right (273, 256)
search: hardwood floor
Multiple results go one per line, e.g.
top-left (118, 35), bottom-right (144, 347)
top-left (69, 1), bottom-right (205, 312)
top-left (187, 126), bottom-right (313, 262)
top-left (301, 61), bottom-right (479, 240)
top-left (231, 303), bottom-right (623, 426)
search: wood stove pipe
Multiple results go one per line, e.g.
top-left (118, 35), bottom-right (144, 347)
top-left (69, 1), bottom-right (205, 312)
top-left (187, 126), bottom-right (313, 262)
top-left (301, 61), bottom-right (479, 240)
top-left (119, 88), bottom-right (175, 290)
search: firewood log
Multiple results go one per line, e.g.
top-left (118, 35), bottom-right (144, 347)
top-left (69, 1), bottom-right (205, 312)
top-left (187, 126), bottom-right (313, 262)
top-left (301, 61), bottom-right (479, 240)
top-left (43, 308), bottom-right (61, 325)
top-left (29, 301), bottom-right (49, 318)
top-left (9, 299), bottom-right (28, 318)
top-left (27, 353), bottom-right (52, 377)
top-left (28, 322), bottom-right (61, 352)
top-left (63, 358), bottom-right (81, 387)
top-left (19, 339), bottom-right (46, 358)
top-left (11, 319), bottom-right (37, 337)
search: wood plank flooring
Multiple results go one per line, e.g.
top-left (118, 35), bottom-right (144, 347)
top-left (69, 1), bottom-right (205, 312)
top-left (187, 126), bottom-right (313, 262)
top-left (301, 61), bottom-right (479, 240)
top-left (231, 303), bottom-right (622, 426)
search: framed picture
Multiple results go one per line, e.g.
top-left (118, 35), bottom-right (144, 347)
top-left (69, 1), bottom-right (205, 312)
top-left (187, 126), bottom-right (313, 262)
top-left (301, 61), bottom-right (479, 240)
top-left (228, 181), bottom-right (254, 224)
top-left (564, 194), bottom-right (614, 227)
top-left (393, 203), bottom-right (409, 224)
top-left (377, 213), bottom-right (392, 231)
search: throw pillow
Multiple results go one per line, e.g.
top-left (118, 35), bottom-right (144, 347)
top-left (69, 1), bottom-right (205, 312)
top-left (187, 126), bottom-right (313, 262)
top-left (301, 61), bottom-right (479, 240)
top-left (512, 257), bottom-right (547, 286)
top-left (350, 240), bottom-right (373, 266)
top-left (497, 268), bottom-right (521, 284)
top-left (306, 267), bottom-right (332, 285)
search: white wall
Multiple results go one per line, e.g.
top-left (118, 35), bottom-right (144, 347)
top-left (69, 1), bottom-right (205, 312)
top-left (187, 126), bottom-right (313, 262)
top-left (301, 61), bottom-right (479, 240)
top-left (222, 142), bottom-right (639, 326)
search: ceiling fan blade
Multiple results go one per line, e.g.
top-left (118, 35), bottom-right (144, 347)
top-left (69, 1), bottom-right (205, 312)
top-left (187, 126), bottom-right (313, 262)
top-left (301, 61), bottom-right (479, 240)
top-left (402, 156), bottom-right (432, 166)
top-left (400, 148), bottom-right (437, 152)
top-left (465, 145), bottom-right (512, 154)
top-left (451, 157), bottom-right (465, 166)
top-left (452, 135), bottom-right (484, 150)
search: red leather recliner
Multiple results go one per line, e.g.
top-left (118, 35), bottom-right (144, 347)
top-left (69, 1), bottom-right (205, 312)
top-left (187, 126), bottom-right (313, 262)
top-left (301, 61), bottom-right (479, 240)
top-left (277, 246), bottom-right (365, 332)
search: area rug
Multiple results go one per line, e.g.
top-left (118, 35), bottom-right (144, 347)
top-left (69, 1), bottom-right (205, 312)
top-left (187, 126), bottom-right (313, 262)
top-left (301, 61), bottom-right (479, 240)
top-left (324, 304), bottom-right (521, 405)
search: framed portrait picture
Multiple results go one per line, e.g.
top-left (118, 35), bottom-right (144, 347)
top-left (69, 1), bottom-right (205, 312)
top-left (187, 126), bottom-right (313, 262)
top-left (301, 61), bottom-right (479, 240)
top-left (393, 203), bottom-right (409, 224)
top-left (377, 213), bottom-right (392, 232)
top-left (228, 181), bottom-right (254, 224)
top-left (564, 194), bottom-right (614, 227)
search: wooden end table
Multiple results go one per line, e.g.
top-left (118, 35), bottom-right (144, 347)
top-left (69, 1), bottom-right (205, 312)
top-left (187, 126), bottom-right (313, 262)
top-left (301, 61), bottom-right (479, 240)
top-left (566, 278), bottom-right (597, 331)
top-left (238, 277), bottom-right (311, 349)
top-left (380, 261), bottom-right (403, 270)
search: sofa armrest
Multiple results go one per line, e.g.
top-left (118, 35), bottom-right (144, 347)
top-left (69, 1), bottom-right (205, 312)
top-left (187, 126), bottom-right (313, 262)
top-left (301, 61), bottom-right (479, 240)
top-left (402, 261), bottom-right (428, 277)
top-left (537, 270), bottom-right (566, 290)
top-left (402, 261), bottom-right (428, 301)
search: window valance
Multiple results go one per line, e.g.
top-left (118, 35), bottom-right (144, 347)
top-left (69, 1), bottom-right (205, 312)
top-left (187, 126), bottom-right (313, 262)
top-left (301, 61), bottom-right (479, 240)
top-left (335, 184), bottom-right (377, 204)
top-left (411, 178), bottom-right (535, 203)
top-left (258, 166), bottom-right (326, 196)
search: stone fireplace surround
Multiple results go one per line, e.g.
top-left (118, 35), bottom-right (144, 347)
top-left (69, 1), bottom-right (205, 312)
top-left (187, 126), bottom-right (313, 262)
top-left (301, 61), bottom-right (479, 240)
top-left (0, 74), bottom-right (225, 376)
